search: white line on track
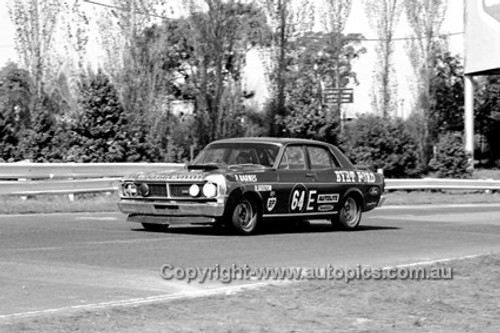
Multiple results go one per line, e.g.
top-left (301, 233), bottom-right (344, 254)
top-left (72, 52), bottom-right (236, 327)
top-left (0, 253), bottom-right (491, 321)
top-left (0, 282), bottom-right (273, 321)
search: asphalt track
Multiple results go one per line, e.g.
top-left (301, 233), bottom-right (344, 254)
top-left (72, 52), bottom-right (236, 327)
top-left (1, 204), bottom-right (500, 320)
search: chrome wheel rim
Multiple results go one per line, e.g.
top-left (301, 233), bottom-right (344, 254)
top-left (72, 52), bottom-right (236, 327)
top-left (234, 199), bottom-right (256, 232)
top-left (342, 197), bottom-right (359, 227)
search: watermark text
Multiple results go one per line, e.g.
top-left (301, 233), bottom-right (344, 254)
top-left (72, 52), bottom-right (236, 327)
top-left (159, 264), bottom-right (453, 284)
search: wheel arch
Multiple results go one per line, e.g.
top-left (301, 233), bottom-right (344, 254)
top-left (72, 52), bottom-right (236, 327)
top-left (343, 188), bottom-right (365, 210)
top-left (224, 187), bottom-right (264, 218)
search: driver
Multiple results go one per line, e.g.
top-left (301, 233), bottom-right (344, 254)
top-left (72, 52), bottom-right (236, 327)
top-left (236, 151), bottom-right (252, 164)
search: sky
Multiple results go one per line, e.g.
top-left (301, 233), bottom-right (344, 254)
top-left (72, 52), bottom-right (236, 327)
top-left (0, 0), bottom-right (465, 119)
top-left (0, 0), bottom-right (465, 67)
top-left (0, 1), bottom-right (17, 66)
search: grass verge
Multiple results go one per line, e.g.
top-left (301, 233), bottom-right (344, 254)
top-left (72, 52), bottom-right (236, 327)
top-left (1, 254), bottom-right (499, 332)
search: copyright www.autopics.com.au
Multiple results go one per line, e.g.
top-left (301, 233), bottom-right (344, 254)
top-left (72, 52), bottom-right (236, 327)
top-left (159, 264), bottom-right (453, 284)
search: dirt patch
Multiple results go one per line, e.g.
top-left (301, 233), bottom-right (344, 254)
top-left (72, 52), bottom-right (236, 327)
top-left (2, 254), bottom-right (499, 332)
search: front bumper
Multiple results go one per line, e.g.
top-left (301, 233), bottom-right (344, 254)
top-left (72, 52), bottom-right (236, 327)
top-left (117, 199), bottom-right (225, 225)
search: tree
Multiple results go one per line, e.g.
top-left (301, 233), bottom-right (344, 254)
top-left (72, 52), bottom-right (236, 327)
top-left (8, 0), bottom-right (62, 110)
top-left (475, 75), bottom-right (500, 166)
top-left (0, 63), bottom-right (32, 161)
top-left (68, 70), bottom-right (159, 162)
top-left (432, 50), bottom-right (464, 133)
top-left (183, 0), bottom-right (270, 146)
top-left (277, 31), bottom-right (365, 143)
top-left (97, 0), bottom-right (162, 119)
top-left (404, 0), bottom-right (447, 167)
top-left (257, 0), bottom-right (317, 135)
top-left (363, 0), bottom-right (402, 118)
top-left (17, 96), bottom-right (69, 162)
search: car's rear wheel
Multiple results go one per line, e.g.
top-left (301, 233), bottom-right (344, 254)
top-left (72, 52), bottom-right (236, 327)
top-left (331, 196), bottom-right (362, 230)
top-left (141, 223), bottom-right (169, 232)
top-left (230, 196), bottom-right (260, 235)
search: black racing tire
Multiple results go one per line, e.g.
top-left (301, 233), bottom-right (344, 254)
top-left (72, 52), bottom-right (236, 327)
top-left (141, 223), bottom-right (169, 232)
top-left (229, 196), bottom-right (260, 235)
top-left (331, 195), bottom-right (362, 230)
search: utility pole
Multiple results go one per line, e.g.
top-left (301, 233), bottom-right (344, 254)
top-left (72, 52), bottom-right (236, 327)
top-left (275, 0), bottom-right (287, 137)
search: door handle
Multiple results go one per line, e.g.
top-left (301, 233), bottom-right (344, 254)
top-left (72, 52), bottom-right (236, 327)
top-left (306, 173), bottom-right (316, 177)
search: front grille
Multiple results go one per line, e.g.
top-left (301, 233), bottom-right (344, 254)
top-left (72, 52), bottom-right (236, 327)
top-left (149, 184), bottom-right (167, 197)
top-left (169, 184), bottom-right (191, 197)
top-left (135, 182), bottom-right (205, 199)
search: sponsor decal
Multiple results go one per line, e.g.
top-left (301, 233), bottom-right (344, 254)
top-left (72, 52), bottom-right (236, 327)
top-left (289, 185), bottom-right (317, 213)
top-left (317, 193), bottom-right (339, 204)
top-left (235, 174), bottom-right (257, 182)
top-left (318, 204), bottom-right (334, 212)
top-left (267, 197), bottom-right (277, 211)
top-left (255, 184), bottom-right (272, 192)
top-left (335, 170), bottom-right (357, 183)
top-left (356, 171), bottom-right (376, 183)
top-left (334, 170), bottom-right (376, 183)
top-left (137, 173), bottom-right (203, 181)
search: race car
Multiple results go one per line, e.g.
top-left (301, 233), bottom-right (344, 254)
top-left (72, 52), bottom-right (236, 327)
top-left (117, 137), bottom-right (385, 234)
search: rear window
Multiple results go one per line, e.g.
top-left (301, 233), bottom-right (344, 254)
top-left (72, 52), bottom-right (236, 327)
top-left (279, 145), bottom-right (306, 170)
top-left (308, 146), bottom-right (339, 169)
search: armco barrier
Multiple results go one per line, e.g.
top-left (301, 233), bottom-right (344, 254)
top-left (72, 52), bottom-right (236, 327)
top-left (0, 163), bottom-right (499, 196)
top-left (385, 178), bottom-right (500, 191)
top-left (0, 162), bottom-right (183, 179)
top-left (0, 163), bottom-right (184, 196)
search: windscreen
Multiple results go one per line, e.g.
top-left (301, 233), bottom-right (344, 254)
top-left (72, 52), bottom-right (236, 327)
top-left (193, 143), bottom-right (280, 168)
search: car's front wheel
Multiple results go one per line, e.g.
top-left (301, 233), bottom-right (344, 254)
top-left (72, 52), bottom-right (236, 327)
top-left (230, 196), bottom-right (260, 235)
top-left (141, 223), bottom-right (169, 232)
top-left (331, 196), bottom-right (362, 230)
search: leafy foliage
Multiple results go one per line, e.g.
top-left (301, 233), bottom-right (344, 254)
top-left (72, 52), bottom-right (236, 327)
top-left (474, 75), bottom-right (500, 166)
top-left (340, 115), bottom-right (422, 178)
top-left (0, 62), bottom-right (32, 161)
top-left (67, 70), bottom-right (159, 162)
top-left (429, 132), bottom-right (471, 178)
top-left (275, 32), bottom-right (364, 142)
top-left (18, 97), bottom-right (69, 162)
top-left (364, 0), bottom-right (402, 118)
top-left (432, 51), bottom-right (464, 133)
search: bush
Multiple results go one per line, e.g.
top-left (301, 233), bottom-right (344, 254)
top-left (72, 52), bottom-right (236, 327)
top-left (0, 62), bottom-right (32, 161)
top-left (18, 99), bottom-right (70, 162)
top-left (340, 115), bottom-right (422, 178)
top-left (429, 132), bottom-right (471, 178)
top-left (68, 70), bottom-right (159, 162)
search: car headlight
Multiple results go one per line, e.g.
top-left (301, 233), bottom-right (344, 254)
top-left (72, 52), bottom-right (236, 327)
top-left (138, 183), bottom-right (150, 197)
top-left (123, 182), bottom-right (138, 197)
top-left (203, 174), bottom-right (227, 198)
top-left (189, 184), bottom-right (200, 197)
top-left (202, 182), bottom-right (217, 198)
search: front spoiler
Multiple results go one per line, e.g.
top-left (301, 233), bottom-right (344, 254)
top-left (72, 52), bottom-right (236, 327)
top-left (118, 199), bottom-right (225, 225)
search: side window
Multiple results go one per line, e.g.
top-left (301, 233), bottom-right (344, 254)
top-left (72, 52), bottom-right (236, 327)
top-left (279, 146), bottom-right (306, 170)
top-left (308, 146), bottom-right (339, 169)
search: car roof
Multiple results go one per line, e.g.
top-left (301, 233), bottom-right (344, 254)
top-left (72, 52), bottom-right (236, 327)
top-left (210, 137), bottom-right (329, 146)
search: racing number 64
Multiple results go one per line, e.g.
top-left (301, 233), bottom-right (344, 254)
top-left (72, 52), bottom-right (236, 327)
top-left (289, 184), bottom-right (307, 213)
top-left (291, 189), bottom-right (305, 211)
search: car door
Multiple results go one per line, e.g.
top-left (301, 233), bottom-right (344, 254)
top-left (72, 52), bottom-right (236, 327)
top-left (305, 145), bottom-right (343, 214)
top-left (269, 145), bottom-right (317, 217)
